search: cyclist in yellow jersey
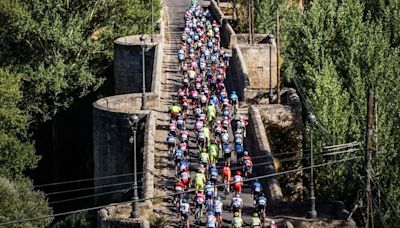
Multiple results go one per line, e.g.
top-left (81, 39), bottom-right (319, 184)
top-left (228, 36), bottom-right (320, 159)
top-left (232, 212), bottom-right (243, 228)
top-left (208, 141), bottom-right (218, 164)
top-left (201, 126), bottom-right (210, 146)
top-left (169, 102), bottom-right (182, 119)
top-left (194, 169), bottom-right (206, 193)
top-left (207, 104), bottom-right (216, 124)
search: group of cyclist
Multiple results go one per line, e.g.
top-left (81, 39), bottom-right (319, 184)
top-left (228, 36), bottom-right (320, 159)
top-left (166, 1), bottom-right (276, 227)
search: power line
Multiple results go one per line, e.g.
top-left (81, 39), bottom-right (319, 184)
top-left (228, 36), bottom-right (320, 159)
top-left (46, 180), bottom-right (141, 196)
top-left (50, 189), bottom-right (126, 205)
top-left (49, 185), bottom-right (142, 205)
top-left (34, 172), bottom-right (143, 188)
top-left (0, 156), bottom-right (360, 226)
top-left (251, 142), bottom-right (361, 160)
top-left (230, 148), bottom-right (361, 172)
top-left (370, 175), bottom-right (400, 219)
top-left (372, 196), bottom-right (388, 228)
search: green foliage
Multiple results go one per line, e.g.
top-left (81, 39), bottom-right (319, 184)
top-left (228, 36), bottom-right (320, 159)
top-left (256, 0), bottom-right (400, 225)
top-left (0, 69), bottom-right (39, 178)
top-left (0, 0), bottom-right (161, 123)
top-left (0, 0), bottom-right (160, 226)
top-left (0, 176), bottom-right (52, 227)
top-left (51, 212), bottom-right (94, 228)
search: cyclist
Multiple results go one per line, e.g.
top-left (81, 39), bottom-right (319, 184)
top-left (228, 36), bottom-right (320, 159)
top-left (201, 126), bottom-right (211, 147)
top-left (251, 180), bottom-right (263, 205)
top-left (237, 116), bottom-right (248, 138)
top-left (243, 152), bottom-right (253, 177)
top-left (194, 167), bottom-right (206, 193)
top-left (174, 179), bottom-right (185, 207)
top-left (178, 159), bottom-right (190, 175)
top-left (257, 193), bottom-right (268, 220)
top-left (214, 196), bottom-right (223, 228)
top-left (180, 126), bottom-right (189, 143)
top-left (205, 180), bottom-right (215, 200)
top-left (180, 167), bottom-right (191, 189)
top-left (169, 120), bottom-right (177, 136)
top-left (174, 148), bottom-right (184, 169)
top-left (213, 121), bottom-right (223, 143)
top-left (206, 211), bottom-right (217, 228)
top-left (208, 163), bottom-right (219, 185)
top-left (222, 143), bottom-right (231, 166)
top-left (231, 194), bottom-right (243, 216)
top-left (251, 213), bottom-right (262, 228)
top-left (229, 91), bottom-right (239, 115)
top-left (231, 212), bottom-right (244, 228)
top-left (177, 115), bottom-right (185, 130)
top-left (222, 164), bottom-right (231, 195)
top-left (208, 140), bottom-right (219, 164)
top-left (194, 190), bottom-right (206, 222)
top-left (169, 102), bottom-right (182, 120)
top-left (199, 148), bottom-right (210, 169)
top-left (207, 103), bottom-right (217, 124)
top-left (233, 171), bottom-right (243, 194)
top-left (180, 198), bottom-right (190, 227)
top-left (221, 129), bottom-right (229, 144)
top-left (166, 133), bottom-right (176, 155)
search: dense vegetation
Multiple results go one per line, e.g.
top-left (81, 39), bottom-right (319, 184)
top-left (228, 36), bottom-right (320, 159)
top-left (0, 0), bottom-right (160, 226)
top-left (248, 0), bottom-right (400, 225)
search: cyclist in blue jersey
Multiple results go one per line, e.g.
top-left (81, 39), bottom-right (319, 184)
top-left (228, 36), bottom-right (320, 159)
top-left (252, 180), bottom-right (263, 205)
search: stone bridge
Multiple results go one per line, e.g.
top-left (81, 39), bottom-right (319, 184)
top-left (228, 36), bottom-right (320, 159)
top-left (93, 1), bottom-right (355, 227)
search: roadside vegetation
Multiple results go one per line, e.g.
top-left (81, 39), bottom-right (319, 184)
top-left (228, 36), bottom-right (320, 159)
top-left (245, 0), bottom-right (400, 225)
top-left (0, 0), bottom-right (160, 226)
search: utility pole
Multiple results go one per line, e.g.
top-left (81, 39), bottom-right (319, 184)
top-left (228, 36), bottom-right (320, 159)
top-left (248, 0), bottom-right (252, 44)
top-left (365, 87), bottom-right (375, 228)
top-left (140, 35), bottom-right (147, 110)
top-left (276, 10), bottom-right (281, 104)
top-left (151, 0), bottom-right (154, 42)
top-left (251, 0), bottom-right (255, 44)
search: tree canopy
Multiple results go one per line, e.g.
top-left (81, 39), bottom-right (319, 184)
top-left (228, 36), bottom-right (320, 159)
top-left (255, 0), bottom-right (400, 225)
top-left (0, 0), bottom-right (160, 226)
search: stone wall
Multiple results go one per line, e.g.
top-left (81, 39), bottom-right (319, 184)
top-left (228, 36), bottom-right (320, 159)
top-left (247, 105), bottom-right (283, 206)
top-left (98, 204), bottom-right (150, 228)
top-left (142, 111), bottom-right (156, 211)
top-left (227, 45), bottom-right (249, 101)
top-left (240, 44), bottom-right (277, 90)
top-left (92, 104), bottom-right (148, 204)
top-left (95, 93), bottom-right (160, 111)
top-left (236, 33), bottom-right (271, 45)
top-left (114, 36), bottom-right (157, 95)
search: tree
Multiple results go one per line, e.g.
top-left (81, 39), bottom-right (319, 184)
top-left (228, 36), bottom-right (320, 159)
top-left (0, 177), bottom-right (52, 227)
top-left (0, 69), bottom-right (39, 178)
top-left (0, 0), bottom-right (161, 123)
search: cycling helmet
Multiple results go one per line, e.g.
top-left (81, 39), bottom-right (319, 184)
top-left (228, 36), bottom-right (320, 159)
top-left (244, 151), bottom-right (249, 156)
top-left (236, 171), bottom-right (241, 175)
